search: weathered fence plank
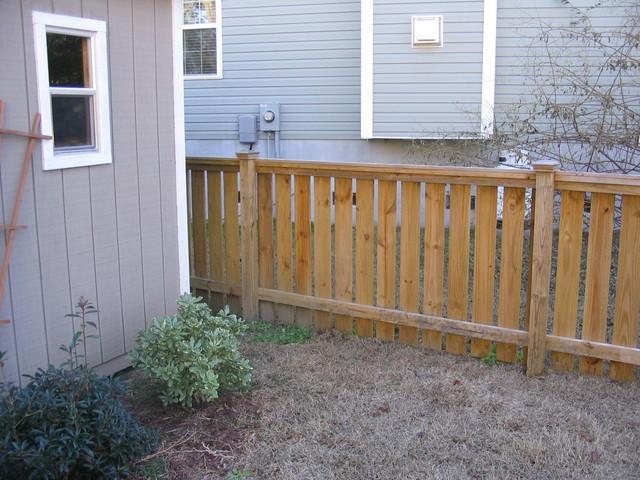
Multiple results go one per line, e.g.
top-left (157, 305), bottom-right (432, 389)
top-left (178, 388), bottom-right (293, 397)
top-left (355, 179), bottom-right (375, 337)
top-left (423, 183), bottom-right (445, 350)
top-left (580, 193), bottom-right (615, 376)
top-left (334, 177), bottom-right (353, 333)
top-left (257, 173), bottom-right (275, 322)
top-left (275, 174), bottom-right (294, 324)
top-left (496, 187), bottom-right (525, 363)
top-left (551, 190), bottom-right (584, 371)
top-left (294, 175), bottom-right (313, 327)
top-left (610, 195), bottom-right (640, 381)
top-left (314, 176), bottom-right (333, 330)
top-left (224, 171), bottom-right (241, 311)
top-left (471, 185), bottom-right (498, 358)
top-left (446, 184), bottom-right (471, 355)
top-left (399, 181), bottom-right (420, 346)
top-left (207, 170), bottom-right (225, 309)
top-left (376, 180), bottom-right (397, 341)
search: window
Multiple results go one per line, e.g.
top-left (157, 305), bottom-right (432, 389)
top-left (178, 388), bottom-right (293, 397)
top-left (33, 12), bottom-right (112, 170)
top-left (183, 0), bottom-right (222, 78)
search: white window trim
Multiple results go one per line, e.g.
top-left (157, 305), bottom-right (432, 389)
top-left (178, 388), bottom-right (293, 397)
top-left (360, 0), bottom-right (373, 139)
top-left (33, 11), bottom-right (112, 170)
top-left (480, 0), bottom-right (497, 138)
top-left (183, 0), bottom-right (223, 80)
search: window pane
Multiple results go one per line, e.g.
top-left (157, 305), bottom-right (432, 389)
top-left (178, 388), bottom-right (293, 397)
top-left (51, 95), bottom-right (94, 149)
top-left (183, 28), bottom-right (217, 75)
top-left (47, 33), bottom-right (90, 87)
top-left (183, 0), bottom-right (216, 24)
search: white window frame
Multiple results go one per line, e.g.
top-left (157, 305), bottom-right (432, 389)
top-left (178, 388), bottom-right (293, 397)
top-left (33, 12), bottom-right (112, 170)
top-left (183, 0), bottom-right (223, 80)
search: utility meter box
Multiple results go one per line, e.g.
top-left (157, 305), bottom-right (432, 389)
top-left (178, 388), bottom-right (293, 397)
top-left (260, 103), bottom-right (280, 131)
top-left (238, 114), bottom-right (258, 144)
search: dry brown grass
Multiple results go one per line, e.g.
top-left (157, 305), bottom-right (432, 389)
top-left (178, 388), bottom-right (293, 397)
top-left (233, 333), bottom-right (639, 480)
top-left (128, 332), bottom-right (640, 479)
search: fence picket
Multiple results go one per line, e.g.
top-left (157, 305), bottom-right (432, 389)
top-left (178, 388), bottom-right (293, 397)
top-left (446, 184), bottom-right (471, 355)
top-left (314, 176), bottom-right (333, 330)
top-left (423, 183), bottom-right (446, 350)
top-left (496, 188), bottom-right (525, 363)
top-left (257, 173), bottom-right (275, 322)
top-left (376, 180), bottom-right (397, 341)
top-left (399, 181), bottom-right (420, 346)
top-left (275, 174), bottom-right (294, 324)
top-left (207, 171), bottom-right (225, 309)
top-left (471, 186), bottom-right (498, 358)
top-left (355, 179), bottom-right (375, 337)
top-left (224, 172), bottom-right (241, 311)
top-left (580, 192), bottom-right (615, 376)
top-left (610, 195), bottom-right (640, 381)
top-left (295, 175), bottom-right (313, 327)
top-left (192, 170), bottom-right (207, 283)
top-left (334, 177), bottom-right (353, 333)
top-left (551, 191), bottom-right (584, 371)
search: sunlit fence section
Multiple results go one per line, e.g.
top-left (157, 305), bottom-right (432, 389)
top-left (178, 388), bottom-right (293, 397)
top-left (187, 155), bottom-right (640, 380)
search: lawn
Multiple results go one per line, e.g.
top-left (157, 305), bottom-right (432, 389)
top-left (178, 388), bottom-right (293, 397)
top-left (127, 329), bottom-right (639, 479)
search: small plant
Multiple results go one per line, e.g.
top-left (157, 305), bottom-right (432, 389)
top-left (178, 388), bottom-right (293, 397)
top-left (516, 349), bottom-right (525, 364)
top-left (481, 344), bottom-right (498, 366)
top-left (0, 298), bottom-right (156, 478)
top-left (131, 294), bottom-right (252, 407)
top-left (249, 321), bottom-right (312, 345)
top-left (60, 296), bottom-right (98, 369)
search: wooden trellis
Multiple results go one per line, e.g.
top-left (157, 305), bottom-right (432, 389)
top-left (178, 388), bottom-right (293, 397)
top-left (0, 100), bottom-right (52, 324)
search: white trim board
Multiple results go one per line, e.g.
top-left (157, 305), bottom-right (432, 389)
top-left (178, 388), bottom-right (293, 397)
top-left (173, 0), bottom-right (190, 294)
top-left (360, 0), bottom-right (373, 139)
top-left (481, 0), bottom-right (497, 137)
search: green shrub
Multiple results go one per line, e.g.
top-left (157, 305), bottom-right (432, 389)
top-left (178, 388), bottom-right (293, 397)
top-left (248, 322), bottom-right (313, 344)
top-left (130, 294), bottom-right (252, 407)
top-left (0, 366), bottom-right (156, 479)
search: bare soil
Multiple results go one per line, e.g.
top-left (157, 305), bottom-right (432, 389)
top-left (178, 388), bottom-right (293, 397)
top-left (129, 333), bottom-right (640, 480)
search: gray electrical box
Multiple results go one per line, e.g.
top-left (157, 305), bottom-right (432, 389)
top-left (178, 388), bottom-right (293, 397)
top-left (260, 103), bottom-right (280, 131)
top-left (238, 115), bottom-right (258, 144)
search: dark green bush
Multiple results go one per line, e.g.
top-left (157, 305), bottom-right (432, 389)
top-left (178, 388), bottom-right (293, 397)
top-left (0, 365), bottom-right (156, 479)
top-left (0, 298), bottom-right (156, 479)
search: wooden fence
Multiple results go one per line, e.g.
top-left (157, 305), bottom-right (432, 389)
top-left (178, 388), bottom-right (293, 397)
top-left (187, 153), bottom-right (640, 380)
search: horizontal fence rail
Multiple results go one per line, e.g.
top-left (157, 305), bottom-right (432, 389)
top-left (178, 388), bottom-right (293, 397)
top-left (187, 155), bottom-right (640, 380)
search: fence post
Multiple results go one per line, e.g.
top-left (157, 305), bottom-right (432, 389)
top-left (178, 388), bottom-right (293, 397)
top-left (526, 160), bottom-right (559, 376)
top-left (238, 150), bottom-right (260, 322)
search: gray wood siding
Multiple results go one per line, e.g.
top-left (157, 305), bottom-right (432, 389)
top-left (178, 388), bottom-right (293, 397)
top-left (372, 0), bottom-right (484, 137)
top-left (184, 0), bottom-right (362, 141)
top-left (0, 0), bottom-right (180, 384)
top-left (184, 0), bottom-right (629, 152)
top-left (494, 0), bottom-right (631, 129)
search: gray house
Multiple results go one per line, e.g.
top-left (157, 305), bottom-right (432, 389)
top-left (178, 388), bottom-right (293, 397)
top-left (184, 0), bottom-right (630, 163)
top-left (0, 0), bottom-right (190, 384)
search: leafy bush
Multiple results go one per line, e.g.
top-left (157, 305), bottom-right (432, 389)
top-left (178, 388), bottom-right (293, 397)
top-left (130, 294), bottom-right (251, 407)
top-left (0, 366), bottom-right (156, 479)
top-left (0, 297), bottom-right (157, 479)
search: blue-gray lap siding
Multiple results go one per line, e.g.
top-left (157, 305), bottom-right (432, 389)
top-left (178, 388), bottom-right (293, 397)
top-left (185, 0), bottom-right (630, 162)
top-left (0, 0), bottom-right (180, 384)
top-left (372, 0), bottom-right (484, 138)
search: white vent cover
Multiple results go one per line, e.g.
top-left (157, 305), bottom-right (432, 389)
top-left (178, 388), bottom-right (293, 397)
top-left (412, 15), bottom-right (443, 47)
